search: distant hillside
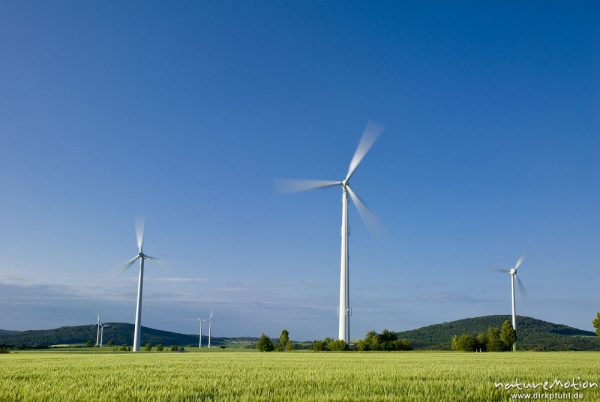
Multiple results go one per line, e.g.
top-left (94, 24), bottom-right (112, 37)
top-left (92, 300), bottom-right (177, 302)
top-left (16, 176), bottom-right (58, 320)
top-left (0, 323), bottom-right (257, 348)
top-left (396, 315), bottom-right (600, 351)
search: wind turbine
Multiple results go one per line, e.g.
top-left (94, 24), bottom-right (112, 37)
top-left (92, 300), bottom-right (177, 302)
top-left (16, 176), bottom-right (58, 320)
top-left (497, 255), bottom-right (528, 351)
top-left (99, 322), bottom-right (110, 347)
top-left (118, 218), bottom-right (162, 352)
top-left (276, 121), bottom-right (383, 344)
top-left (198, 317), bottom-right (210, 348)
top-left (207, 312), bottom-right (214, 348)
top-left (96, 315), bottom-right (101, 347)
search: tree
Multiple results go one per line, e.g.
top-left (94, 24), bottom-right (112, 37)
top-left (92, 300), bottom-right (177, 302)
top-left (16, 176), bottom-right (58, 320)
top-left (328, 340), bottom-right (348, 351)
top-left (156, 344), bottom-right (163, 351)
top-left (593, 313), bottom-right (600, 337)
top-left (107, 340), bottom-right (114, 347)
top-left (486, 327), bottom-right (504, 352)
top-left (85, 341), bottom-right (94, 347)
top-left (170, 345), bottom-right (178, 352)
top-left (285, 341), bottom-right (294, 351)
top-left (451, 334), bottom-right (475, 351)
top-left (500, 320), bottom-right (517, 351)
top-left (279, 329), bottom-right (290, 351)
top-left (257, 334), bottom-right (275, 352)
top-left (144, 343), bottom-right (152, 351)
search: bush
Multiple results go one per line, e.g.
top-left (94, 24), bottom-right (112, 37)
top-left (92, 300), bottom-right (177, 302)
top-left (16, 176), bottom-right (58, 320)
top-left (144, 343), bottom-right (152, 351)
top-left (451, 334), bottom-right (476, 352)
top-left (119, 346), bottom-right (128, 351)
top-left (0, 348), bottom-right (10, 354)
top-left (179, 347), bottom-right (185, 352)
top-left (257, 334), bottom-right (275, 352)
top-left (171, 345), bottom-right (178, 352)
top-left (86, 341), bottom-right (94, 347)
top-left (356, 330), bottom-right (413, 351)
top-left (156, 344), bottom-right (164, 351)
top-left (107, 340), bottom-right (114, 347)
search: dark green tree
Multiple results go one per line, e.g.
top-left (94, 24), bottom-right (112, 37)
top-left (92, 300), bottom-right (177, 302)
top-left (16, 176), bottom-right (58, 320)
top-left (500, 320), bottom-right (517, 351)
top-left (170, 345), bottom-right (178, 352)
top-left (486, 327), bottom-right (504, 352)
top-left (279, 329), bottom-right (290, 351)
top-left (257, 334), bottom-right (275, 352)
top-left (156, 344), bottom-right (164, 351)
top-left (593, 313), bottom-right (600, 337)
top-left (107, 340), bottom-right (114, 347)
top-left (451, 334), bottom-right (475, 351)
top-left (144, 343), bottom-right (152, 351)
top-left (85, 341), bottom-right (94, 347)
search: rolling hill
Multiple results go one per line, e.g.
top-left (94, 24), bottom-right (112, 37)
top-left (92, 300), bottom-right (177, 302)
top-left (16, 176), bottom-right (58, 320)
top-left (0, 323), bottom-right (257, 348)
top-left (396, 315), bottom-right (600, 351)
top-left (1, 315), bottom-right (598, 351)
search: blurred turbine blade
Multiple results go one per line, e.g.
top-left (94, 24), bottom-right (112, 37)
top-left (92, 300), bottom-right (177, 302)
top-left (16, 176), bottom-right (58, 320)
top-left (346, 185), bottom-right (382, 235)
top-left (135, 217), bottom-right (145, 253)
top-left (118, 255), bottom-right (140, 272)
top-left (516, 275), bottom-right (529, 299)
top-left (345, 121), bottom-right (383, 181)
top-left (514, 255), bottom-right (526, 271)
top-left (274, 179), bottom-right (340, 194)
top-left (145, 255), bottom-right (168, 269)
top-left (493, 268), bottom-right (511, 273)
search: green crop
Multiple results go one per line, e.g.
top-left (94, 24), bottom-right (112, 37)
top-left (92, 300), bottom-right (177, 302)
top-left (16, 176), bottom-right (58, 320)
top-left (0, 351), bottom-right (598, 401)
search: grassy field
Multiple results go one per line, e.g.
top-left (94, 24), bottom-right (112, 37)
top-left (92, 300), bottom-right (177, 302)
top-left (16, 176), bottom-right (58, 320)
top-left (1, 351), bottom-right (598, 401)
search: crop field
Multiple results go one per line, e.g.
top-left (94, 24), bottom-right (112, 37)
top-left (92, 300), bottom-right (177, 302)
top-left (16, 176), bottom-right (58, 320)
top-left (1, 351), bottom-right (599, 401)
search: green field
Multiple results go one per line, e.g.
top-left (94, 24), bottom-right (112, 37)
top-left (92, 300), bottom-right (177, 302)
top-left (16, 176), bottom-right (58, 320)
top-left (1, 351), bottom-right (599, 401)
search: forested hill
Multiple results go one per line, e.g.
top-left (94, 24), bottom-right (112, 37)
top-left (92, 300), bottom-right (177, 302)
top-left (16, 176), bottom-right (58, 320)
top-left (0, 323), bottom-right (256, 348)
top-left (395, 315), bottom-right (600, 351)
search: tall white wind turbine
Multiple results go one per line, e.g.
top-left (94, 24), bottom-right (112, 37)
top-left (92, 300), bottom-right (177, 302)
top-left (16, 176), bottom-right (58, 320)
top-left (497, 255), bottom-right (528, 351)
top-left (118, 219), bottom-right (162, 352)
top-left (99, 323), bottom-right (110, 347)
top-left (207, 312), bottom-right (214, 348)
top-left (96, 315), bottom-right (101, 347)
top-left (198, 317), bottom-right (210, 348)
top-left (276, 122), bottom-right (383, 344)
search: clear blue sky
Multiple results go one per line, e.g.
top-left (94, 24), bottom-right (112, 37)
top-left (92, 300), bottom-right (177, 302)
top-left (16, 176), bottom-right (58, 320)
top-left (0, 1), bottom-right (598, 340)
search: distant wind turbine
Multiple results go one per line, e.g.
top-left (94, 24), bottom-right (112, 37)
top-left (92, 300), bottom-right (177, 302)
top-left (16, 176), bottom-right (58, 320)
top-left (206, 312), bottom-right (214, 348)
top-left (198, 317), bottom-right (210, 348)
top-left (496, 255), bottom-right (528, 351)
top-left (96, 315), bottom-right (101, 347)
top-left (99, 322), bottom-right (110, 347)
top-left (276, 121), bottom-right (383, 344)
top-left (118, 218), bottom-right (162, 352)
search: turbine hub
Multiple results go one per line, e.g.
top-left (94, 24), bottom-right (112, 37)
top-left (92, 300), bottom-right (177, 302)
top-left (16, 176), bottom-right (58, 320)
top-left (510, 268), bottom-right (516, 275)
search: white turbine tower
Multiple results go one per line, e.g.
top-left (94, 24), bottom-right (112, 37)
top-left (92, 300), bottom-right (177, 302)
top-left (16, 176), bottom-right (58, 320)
top-left (99, 323), bottom-right (110, 347)
top-left (118, 218), bottom-right (162, 352)
top-left (497, 255), bottom-right (528, 351)
top-left (207, 312), bottom-right (214, 348)
top-left (198, 317), bottom-right (210, 348)
top-left (276, 122), bottom-right (383, 344)
top-left (96, 315), bottom-right (101, 347)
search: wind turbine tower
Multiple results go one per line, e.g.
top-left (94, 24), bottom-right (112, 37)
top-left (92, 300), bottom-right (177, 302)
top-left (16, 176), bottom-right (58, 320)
top-left (277, 122), bottom-right (383, 344)
top-left (118, 218), bottom-right (162, 352)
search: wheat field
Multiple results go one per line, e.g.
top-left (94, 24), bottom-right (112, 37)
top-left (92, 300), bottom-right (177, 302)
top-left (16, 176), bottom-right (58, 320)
top-left (1, 351), bottom-right (598, 401)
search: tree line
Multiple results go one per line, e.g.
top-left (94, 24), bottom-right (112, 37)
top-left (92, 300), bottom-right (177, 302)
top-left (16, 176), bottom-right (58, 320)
top-left (451, 320), bottom-right (516, 352)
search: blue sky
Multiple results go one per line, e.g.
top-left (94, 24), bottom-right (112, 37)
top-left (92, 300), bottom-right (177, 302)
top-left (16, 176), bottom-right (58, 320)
top-left (0, 1), bottom-right (598, 340)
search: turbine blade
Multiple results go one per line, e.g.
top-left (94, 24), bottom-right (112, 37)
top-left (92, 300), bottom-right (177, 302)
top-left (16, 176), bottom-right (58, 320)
top-left (493, 268), bottom-right (511, 273)
top-left (346, 185), bottom-right (382, 235)
top-left (514, 255), bottom-right (526, 271)
top-left (135, 217), bottom-right (145, 253)
top-left (274, 179), bottom-right (340, 194)
top-left (145, 255), bottom-right (168, 269)
top-left (117, 255), bottom-right (140, 272)
top-left (345, 121), bottom-right (383, 181)
top-left (516, 275), bottom-right (529, 299)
